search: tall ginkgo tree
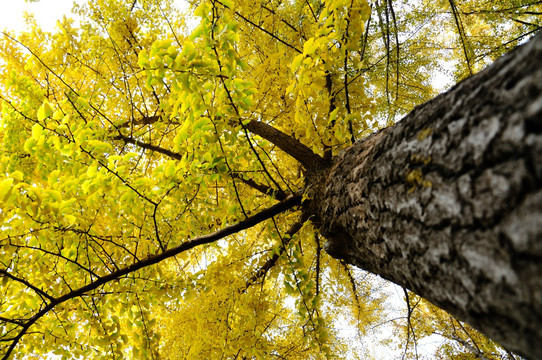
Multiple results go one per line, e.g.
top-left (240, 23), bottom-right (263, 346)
top-left (0, 0), bottom-right (540, 359)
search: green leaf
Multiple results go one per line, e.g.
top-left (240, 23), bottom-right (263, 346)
top-left (284, 281), bottom-right (294, 295)
top-left (193, 117), bottom-right (211, 131)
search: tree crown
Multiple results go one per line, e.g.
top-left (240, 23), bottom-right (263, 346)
top-left (0, 0), bottom-right (539, 358)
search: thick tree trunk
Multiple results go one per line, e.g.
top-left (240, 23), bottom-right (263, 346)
top-left (307, 33), bottom-right (542, 358)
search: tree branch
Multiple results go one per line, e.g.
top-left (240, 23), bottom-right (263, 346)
top-left (229, 172), bottom-right (288, 201)
top-left (0, 269), bottom-right (54, 302)
top-left (113, 113), bottom-right (328, 172)
top-left (116, 115), bottom-right (162, 129)
top-left (245, 120), bottom-right (329, 171)
top-left (113, 133), bottom-right (288, 200)
top-left (215, 0), bottom-right (303, 54)
top-left (245, 214), bottom-right (308, 288)
top-left (449, 0), bottom-right (473, 75)
top-left (1, 193), bottom-right (302, 360)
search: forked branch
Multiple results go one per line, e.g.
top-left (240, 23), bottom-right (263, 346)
top-left (0, 193), bottom-right (302, 360)
top-left (246, 120), bottom-right (329, 171)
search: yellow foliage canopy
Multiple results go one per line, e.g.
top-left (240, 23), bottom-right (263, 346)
top-left (0, 0), bottom-right (539, 358)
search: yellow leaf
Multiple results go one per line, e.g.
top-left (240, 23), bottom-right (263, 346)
top-left (329, 108), bottom-right (339, 123)
top-left (10, 171), bottom-right (23, 181)
top-left (64, 214), bottom-right (77, 226)
top-left (303, 37), bottom-right (316, 55)
top-left (165, 161), bottom-right (176, 177)
top-left (291, 54), bottom-right (304, 71)
top-left (87, 162), bottom-right (98, 177)
top-left (0, 178), bottom-right (14, 201)
top-left (32, 123), bottom-right (44, 140)
top-left (53, 110), bottom-right (64, 120)
top-left (24, 137), bottom-right (37, 153)
top-left (48, 170), bottom-right (61, 187)
top-left (37, 100), bottom-right (54, 121)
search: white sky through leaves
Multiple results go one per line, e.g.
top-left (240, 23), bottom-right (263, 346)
top-left (1, 0), bottom-right (80, 33)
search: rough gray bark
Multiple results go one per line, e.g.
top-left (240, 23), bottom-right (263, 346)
top-left (306, 33), bottom-right (542, 358)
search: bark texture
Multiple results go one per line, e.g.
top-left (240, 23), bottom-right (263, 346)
top-left (307, 33), bottom-right (542, 358)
